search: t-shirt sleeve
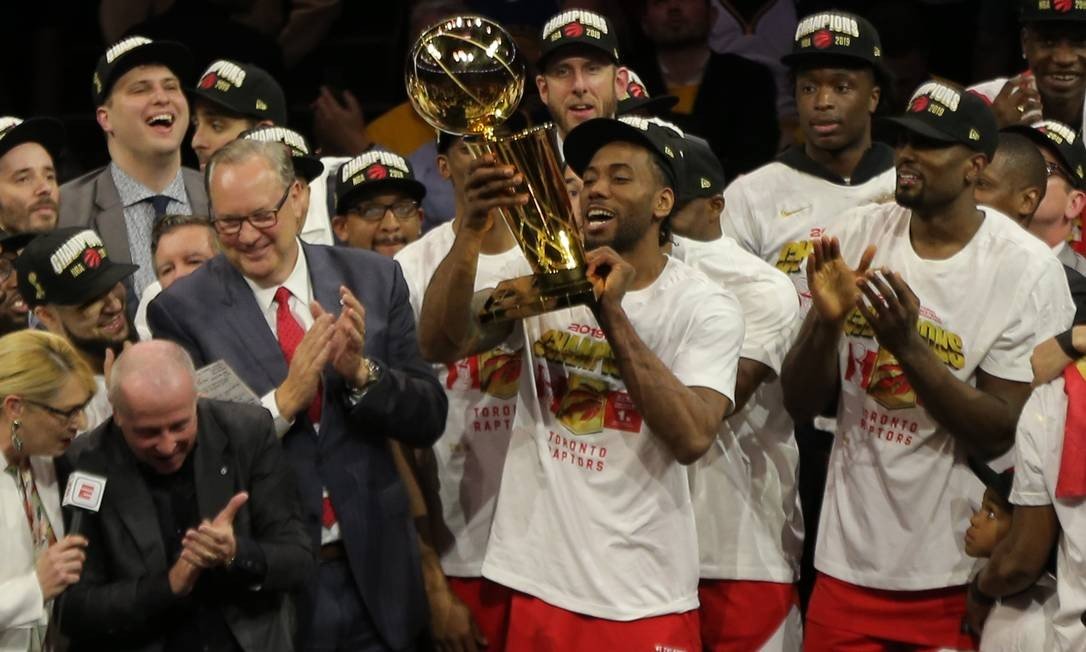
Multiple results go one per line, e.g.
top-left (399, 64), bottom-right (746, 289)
top-left (725, 259), bottom-right (799, 374)
top-left (671, 283), bottom-right (745, 404)
top-left (1009, 380), bottom-right (1061, 507)
top-left (981, 259), bottom-right (1072, 381)
top-left (721, 179), bottom-right (762, 258)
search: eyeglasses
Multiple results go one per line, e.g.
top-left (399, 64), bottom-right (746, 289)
top-left (212, 184), bottom-right (292, 235)
top-left (25, 399), bottom-right (88, 425)
top-left (345, 199), bottom-right (421, 222)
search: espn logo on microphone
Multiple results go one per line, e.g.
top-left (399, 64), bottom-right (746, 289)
top-left (62, 471), bottom-right (107, 512)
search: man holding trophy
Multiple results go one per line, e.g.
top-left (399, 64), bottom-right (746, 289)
top-left (411, 16), bottom-right (745, 649)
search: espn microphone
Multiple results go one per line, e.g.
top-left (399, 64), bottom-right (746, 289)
top-left (61, 471), bottom-right (107, 536)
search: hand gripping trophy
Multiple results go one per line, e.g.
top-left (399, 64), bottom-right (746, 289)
top-left (406, 15), bottom-right (595, 322)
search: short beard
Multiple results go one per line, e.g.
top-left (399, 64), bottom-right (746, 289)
top-left (64, 316), bottom-right (138, 369)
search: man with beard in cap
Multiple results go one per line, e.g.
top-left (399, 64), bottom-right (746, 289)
top-left (418, 115), bottom-right (745, 649)
top-left (536, 9), bottom-right (629, 143)
top-left (0, 116), bottom-right (65, 235)
top-left (17, 227), bottom-right (139, 434)
top-left (333, 150), bottom-right (425, 257)
top-left (60, 36), bottom-right (206, 307)
top-left (781, 80), bottom-right (1075, 650)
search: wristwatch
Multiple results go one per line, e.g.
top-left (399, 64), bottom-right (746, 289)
top-left (346, 358), bottom-right (382, 406)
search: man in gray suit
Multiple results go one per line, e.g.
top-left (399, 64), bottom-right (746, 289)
top-left (147, 138), bottom-right (447, 651)
top-left (59, 36), bottom-right (207, 305)
top-left (57, 340), bottom-right (314, 652)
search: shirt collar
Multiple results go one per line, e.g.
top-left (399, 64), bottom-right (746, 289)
top-left (776, 142), bottom-right (895, 186)
top-left (244, 240), bottom-right (311, 312)
top-left (109, 163), bottom-right (188, 208)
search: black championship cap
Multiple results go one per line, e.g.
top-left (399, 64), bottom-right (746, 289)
top-left (336, 150), bottom-right (427, 210)
top-left (538, 9), bottom-right (621, 70)
top-left (92, 36), bottom-right (192, 106)
top-left (674, 134), bottom-right (727, 203)
top-left (967, 457), bottom-right (1015, 504)
top-left (17, 227), bottom-right (137, 308)
top-left (563, 116), bottom-right (683, 184)
top-left (781, 10), bottom-right (890, 81)
top-left (239, 125), bottom-right (325, 183)
top-left (880, 81), bottom-right (999, 159)
top-left (191, 60), bottom-right (287, 125)
top-left (617, 69), bottom-right (679, 117)
top-left (1005, 119), bottom-right (1086, 189)
top-left (0, 116), bottom-right (65, 161)
top-left (1020, 0), bottom-right (1086, 23)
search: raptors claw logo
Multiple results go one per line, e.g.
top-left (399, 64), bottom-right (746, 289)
top-left (1054, 0), bottom-right (1072, 12)
top-left (813, 30), bottom-right (833, 49)
top-left (562, 22), bottom-right (585, 38)
top-left (198, 73), bottom-right (217, 89)
top-left (82, 248), bottom-right (102, 269)
top-left (909, 95), bottom-right (930, 113)
top-left (364, 164), bottom-right (388, 180)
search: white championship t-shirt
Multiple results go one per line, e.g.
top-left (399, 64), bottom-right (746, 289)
top-left (722, 146), bottom-right (896, 316)
top-left (979, 574), bottom-right (1057, 652)
top-left (1010, 376), bottom-right (1086, 651)
top-left (481, 255), bottom-right (746, 620)
top-left (820, 203), bottom-right (1075, 591)
top-left (395, 223), bottom-right (526, 576)
top-left (674, 235), bottom-right (804, 583)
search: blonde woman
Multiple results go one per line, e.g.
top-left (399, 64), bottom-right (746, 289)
top-left (0, 330), bottom-right (96, 651)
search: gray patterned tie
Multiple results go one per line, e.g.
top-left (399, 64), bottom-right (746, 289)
top-left (130, 195), bottom-right (172, 294)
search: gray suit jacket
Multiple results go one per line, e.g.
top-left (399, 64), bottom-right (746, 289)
top-left (58, 165), bottom-right (209, 264)
top-left (57, 399), bottom-right (314, 652)
top-left (1059, 242), bottom-right (1086, 276)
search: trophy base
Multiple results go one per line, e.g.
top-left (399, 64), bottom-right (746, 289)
top-left (479, 269), bottom-right (596, 324)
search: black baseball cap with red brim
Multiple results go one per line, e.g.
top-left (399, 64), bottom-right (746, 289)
top-left (879, 80), bottom-right (998, 159)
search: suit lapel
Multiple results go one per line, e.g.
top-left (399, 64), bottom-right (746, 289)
top-left (192, 403), bottom-right (234, 521)
top-left (215, 259), bottom-right (289, 390)
top-left (102, 426), bottom-right (167, 569)
top-left (92, 171), bottom-right (133, 264)
top-left (303, 243), bottom-right (343, 317)
top-left (183, 168), bottom-right (209, 215)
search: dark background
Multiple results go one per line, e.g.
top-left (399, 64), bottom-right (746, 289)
top-left (1, 0), bottom-right (1027, 180)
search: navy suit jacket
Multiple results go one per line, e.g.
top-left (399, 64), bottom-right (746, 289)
top-left (146, 242), bottom-right (447, 649)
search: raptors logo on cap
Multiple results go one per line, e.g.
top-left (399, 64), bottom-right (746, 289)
top-left (562, 22), bottom-right (585, 38)
top-left (1054, 0), bottom-right (1073, 12)
top-left (82, 248), bottom-right (102, 269)
top-left (198, 73), bottom-right (217, 89)
top-left (909, 95), bottom-right (930, 113)
top-left (365, 164), bottom-right (388, 180)
top-left (813, 30), bottom-right (833, 49)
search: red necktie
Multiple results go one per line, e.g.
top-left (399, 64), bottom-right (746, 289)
top-left (1056, 361), bottom-right (1086, 499)
top-left (273, 287), bottom-right (321, 424)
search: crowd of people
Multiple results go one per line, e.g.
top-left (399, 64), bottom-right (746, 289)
top-left (1, 1), bottom-right (1086, 651)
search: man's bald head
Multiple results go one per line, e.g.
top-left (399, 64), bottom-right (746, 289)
top-left (974, 132), bottom-right (1047, 226)
top-left (108, 340), bottom-right (197, 417)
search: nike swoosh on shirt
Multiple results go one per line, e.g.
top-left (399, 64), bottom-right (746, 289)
top-left (779, 207), bottom-right (809, 218)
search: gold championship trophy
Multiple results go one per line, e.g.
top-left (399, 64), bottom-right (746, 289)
top-left (406, 15), bottom-right (595, 323)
